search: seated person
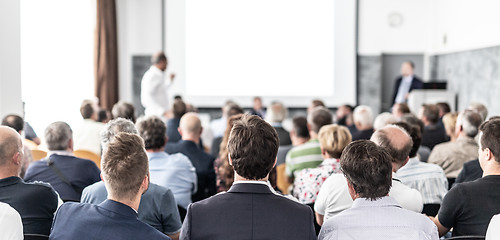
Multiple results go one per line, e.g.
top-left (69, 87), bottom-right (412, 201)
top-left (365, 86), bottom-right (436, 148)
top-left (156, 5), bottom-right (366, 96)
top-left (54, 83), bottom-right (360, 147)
top-left (318, 140), bottom-right (438, 240)
top-left (24, 122), bottom-right (100, 202)
top-left (49, 133), bottom-right (169, 240)
top-left (0, 202), bottom-right (23, 240)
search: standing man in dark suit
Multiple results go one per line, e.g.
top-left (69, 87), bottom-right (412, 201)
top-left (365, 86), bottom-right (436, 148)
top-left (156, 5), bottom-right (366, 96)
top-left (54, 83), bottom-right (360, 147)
top-left (50, 132), bottom-right (169, 240)
top-left (180, 114), bottom-right (317, 240)
top-left (392, 61), bottom-right (423, 104)
top-left (165, 112), bottom-right (216, 202)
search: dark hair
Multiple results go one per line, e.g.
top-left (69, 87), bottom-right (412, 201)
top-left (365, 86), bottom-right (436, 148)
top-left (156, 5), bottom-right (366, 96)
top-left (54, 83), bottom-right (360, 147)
top-left (308, 107), bottom-right (333, 133)
top-left (136, 116), bottom-right (166, 150)
top-left (393, 122), bottom-right (421, 158)
top-left (102, 132), bottom-right (148, 200)
top-left (227, 103), bottom-right (244, 118)
top-left (436, 102), bottom-right (451, 115)
top-left (97, 109), bottom-right (110, 123)
top-left (405, 61), bottom-right (415, 69)
top-left (1, 115), bottom-right (24, 132)
top-left (80, 100), bottom-right (96, 119)
top-left (172, 99), bottom-right (187, 119)
top-left (421, 104), bottom-right (440, 124)
top-left (370, 125), bottom-right (413, 164)
top-left (395, 103), bottom-right (410, 114)
top-left (112, 101), bottom-right (136, 123)
top-left (151, 51), bottom-right (167, 64)
top-left (292, 116), bottom-right (310, 139)
top-left (228, 114), bottom-right (279, 180)
top-left (311, 99), bottom-right (325, 108)
top-left (340, 140), bottom-right (393, 200)
top-left (401, 113), bottom-right (425, 134)
top-left (479, 119), bottom-right (500, 163)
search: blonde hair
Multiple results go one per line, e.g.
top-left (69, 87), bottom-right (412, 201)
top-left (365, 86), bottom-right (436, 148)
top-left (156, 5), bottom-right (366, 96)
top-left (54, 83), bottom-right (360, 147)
top-left (318, 124), bottom-right (352, 159)
top-left (442, 112), bottom-right (458, 139)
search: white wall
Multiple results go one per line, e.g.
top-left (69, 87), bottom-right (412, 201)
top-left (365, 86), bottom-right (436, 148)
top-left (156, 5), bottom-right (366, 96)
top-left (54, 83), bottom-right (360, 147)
top-left (116, 0), bottom-right (163, 102)
top-left (0, 0), bottom-right (23, 117)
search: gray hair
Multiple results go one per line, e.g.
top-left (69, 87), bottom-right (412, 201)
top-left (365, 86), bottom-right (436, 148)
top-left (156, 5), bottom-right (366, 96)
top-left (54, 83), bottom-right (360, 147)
top-left (45, 122), bottom-right (72, 151)
top-left (468, 102), bottom-right (488, 122)
top-left (373, 112), bottom-right (397, 131)
top-left (460, 110), bottom-right (483, 138)
top-left (265, 102), bottom-right (288, 123)
top-left (353, 105), bottom-right (374, 127)
top-left (101, 118), bottom-right (138, 150)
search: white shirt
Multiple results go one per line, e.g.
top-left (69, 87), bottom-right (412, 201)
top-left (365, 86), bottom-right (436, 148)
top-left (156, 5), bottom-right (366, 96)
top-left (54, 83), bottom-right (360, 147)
top-left (0, 202), bottom-right (23, 240)
top-left (394, 75), bottom-right (414, 104)
top-left (210, 116), bottom-right (227, 138)
top-left (318, 197), bottom-right (438, 240)
top-left (141, 65), bottom-right (172, 117)
top-left (486, 214), bottom-right (500, 240)
top-left (73, 119), bottom-right (105, 156)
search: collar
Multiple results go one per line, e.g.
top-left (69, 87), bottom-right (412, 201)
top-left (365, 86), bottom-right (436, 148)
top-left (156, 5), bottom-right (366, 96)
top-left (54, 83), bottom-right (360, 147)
top-left (99, 199), bottom-right (138, 218)
top-left (228, 181), bottom-right (274, 194)
top-left (405, 156), bottom-right (420, 166)
top-left (456, 136), bottom-right (477, 144)
top-left (271, 123), bottom-right (283, 128)
top-left (47, 151), bottom-right (74, 157)
top-left (147, 151), bottom-right (169, 159)
top-left (0, 176), bottom-right (22, 187)
top-left (351, 196), bottom-right (401, 209)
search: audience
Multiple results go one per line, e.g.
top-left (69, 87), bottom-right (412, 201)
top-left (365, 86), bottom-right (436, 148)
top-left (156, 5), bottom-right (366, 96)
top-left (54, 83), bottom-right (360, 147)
top-left (351, 105), bottom-right (374, 140)
top-left (391, 102), bottom-right (411, 120)
top-left (307, 99), bottom-right (326, 114)
top-left (80, 118), bottom-right (182, 239)
top-left (136, 116), bottom-right (197, 211)
top-left (430, 118), bottom-right (500, 237)
top-left (373, 112), bottom-right (397, 131)
top-left (214, 114), bottom-right (242, 193)
top-left (111, 100), bottom-right (136, 122)
top-left (73, 99), bottom-right (105, 155)
top-left (210, 100), bottom-right (238, 139)
top-left (393, 122), bottom-right (448, 216)
top-left (469, 102), bottom-right (488, 122)
top-left (166, 99), bottom-right (187, 144)
top-left (418, 104), bottom-right (447, 150)
top-left (428, 110), bottom-right (482, 181)
top-left (179, 114), bottom-right (317, 240)
top-left (265, 101), bottom-right (291, 146)
top-left (0, 202), bottom-right (23, 240)
top-left (210, 102), bottom-right (244, 157)
top-left (49, 133), bottom-right (170, 239)
top-left (442, 112), bottom-right (459, 141)
top-left (318, 140), bottom-right (438, 240)
top-left (249, 96), bottom-right (266, 118)
top-left (486, 214), bottom-right (500, 240)
top-left (286, 107), bottom-right (333, 183)
top-left (1, 114), bottom-right (33, 178)
top-left (24, 121), bottom-right (101, 202)
top-left (0, 126), bottom-right (60, 236)
top-left (401, 113), bottom-right (432, 162)
top-left (165, 112), bottom-right (216, 202)
top-left (335, 104), bottom-right (356, 134)
top-left (23, 121), bottom-right (41, 145)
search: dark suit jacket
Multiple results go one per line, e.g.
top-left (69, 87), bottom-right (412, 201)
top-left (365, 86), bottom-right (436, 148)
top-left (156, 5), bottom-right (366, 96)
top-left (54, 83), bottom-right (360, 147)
top-left (421, 124), bottom-right (447, 150)
top-left (180, 183), bottom-right (317, 240)
top-left (275, 126), bottom-right (292, 146)
top-left (24, 154), bottom-right (101, 202)
top-left (392, 75), bottom-right (424, 104)
top-left (165, 140), bottom-right (216, 202)
top-left (455, 159), bottom-right (483, 185)
top-left (49, 200), bottom-right (170, 240)
top-left (166, 118), bottom-right (182, 143)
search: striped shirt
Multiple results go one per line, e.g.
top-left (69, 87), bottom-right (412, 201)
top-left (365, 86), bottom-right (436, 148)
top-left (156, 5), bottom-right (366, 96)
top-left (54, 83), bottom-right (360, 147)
top-left (285, 139), bottom-right (323, 178)
top-left (396, 157), bottom-right (448, 204)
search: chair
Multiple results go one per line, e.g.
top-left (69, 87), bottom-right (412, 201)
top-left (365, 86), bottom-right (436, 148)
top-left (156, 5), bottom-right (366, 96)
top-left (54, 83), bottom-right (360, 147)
top-left (276, 163), bottom-right (291, 194)
top-left (446, 236), bottom-right (485, 240)
top-left (23, 139), bottom-right (39, 150)
top-left (31, 149), bottom-right (47, 161)
top-left (74, 149), bottom-right (101, 169)
top-left (24, 234), bottom-right (49, 240)
top-left (422, 203), bottom-right (440, 217)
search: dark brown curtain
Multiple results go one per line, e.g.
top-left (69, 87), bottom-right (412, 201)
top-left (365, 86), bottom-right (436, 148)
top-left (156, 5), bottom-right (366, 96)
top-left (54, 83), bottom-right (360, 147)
top-left (94, 0), bottom-right (118, 110)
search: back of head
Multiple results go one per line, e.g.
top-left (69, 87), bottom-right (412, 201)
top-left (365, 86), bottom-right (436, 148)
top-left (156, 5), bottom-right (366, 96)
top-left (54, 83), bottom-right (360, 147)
top-left (136, 116), bottom-right (166, 150)
top-left (468, 102), bottom-right (488, 122)
top-left (459, 109), bottom-right (483, 138)
top-left (421, 104), bottom-right (440, 124)
top-left (318, 124), bottom-right (352, 159)
top-left (479, 119), bottom-right (500, 163)
top-left (151, 51), bottom-right (167, 65)
top-left (179, 112), bottom-right (202, 136)
top-left (172, 99), bottom-right (187, 119)
top-left (292, 116), bottom-right (310, 139)
top-left (101, 132), bottom-right (148, 200)
top-left (112, 101), bottom-right (136, 123)
top-left (265, 102), bottom-right (287, 123)
top-left (45, 122), bottom-right (72, 151)
top-left (442, 112), bottom-right (459, 137)
top-left (373, 112), bottom-right (397, 131)
top-left (308, 107), bottom-right (333, 133)
top-left (370, 125), bottom-right (413, 164)
top-left (0, 126), bottom-right (22, 166)
top-left (436, 102), bottom-right (451, 116)
top-left (393, 103), bottom-right (410, 115)
top-left (400, 113), bottom-right (425, 134)
top-left (353, 105), bottom-right (374, 127)
top-left (226, 103), bottom-right (244, 118)
top-left (311, 99), bottom-right (325, 108)
top-left (340, 140), bottom-right (393, 200)
top-left (101, 118), bottom-right (138, 150)
top-left (228, 114), bottom-right (279, 180)
top-left (80, 99), bottom-right (97, 119)
top-left (1, 115), bottom-right (24, 133)
top-left (392, 122), bottom-right (421, 158)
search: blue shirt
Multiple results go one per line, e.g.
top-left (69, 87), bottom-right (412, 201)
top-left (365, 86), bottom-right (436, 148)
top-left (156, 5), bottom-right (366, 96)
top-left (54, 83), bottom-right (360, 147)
top-left (148, 152), bottom-right (197, 209)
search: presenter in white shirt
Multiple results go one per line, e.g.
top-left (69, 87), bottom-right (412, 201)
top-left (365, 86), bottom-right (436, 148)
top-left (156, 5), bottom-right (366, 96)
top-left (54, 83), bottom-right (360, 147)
top-left (141, 51), bottom-right (176, 118)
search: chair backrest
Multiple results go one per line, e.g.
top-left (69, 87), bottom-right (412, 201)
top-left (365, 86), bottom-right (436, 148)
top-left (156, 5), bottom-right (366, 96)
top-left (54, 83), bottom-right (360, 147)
top-left (276, 163), bottom-right (291, 194)
top-left (74, 149), bottom-right (101, 169)
top-left (446, 236), bottom-right (485, 240)
top-left (24, 234), bottom-right (49, 240)
top-left (23, 139), bottom-right (39, 150)
top-left (31, 149), bottom-right (47, 161)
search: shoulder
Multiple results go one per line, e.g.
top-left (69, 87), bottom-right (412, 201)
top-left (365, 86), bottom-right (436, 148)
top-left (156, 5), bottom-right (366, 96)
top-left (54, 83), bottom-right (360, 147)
top-left (170, 152), bottom-right (195, 165)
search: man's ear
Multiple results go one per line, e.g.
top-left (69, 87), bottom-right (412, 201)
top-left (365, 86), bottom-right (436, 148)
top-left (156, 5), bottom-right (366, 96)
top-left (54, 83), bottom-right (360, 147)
top-left (177, 127), bottom-right (182, 136)
top-left (401, 156), bottom-right (409, 168)
top-left (141, 174), bottom-right (149, 194)
top-left (228, 154), bottom-right (233, 166)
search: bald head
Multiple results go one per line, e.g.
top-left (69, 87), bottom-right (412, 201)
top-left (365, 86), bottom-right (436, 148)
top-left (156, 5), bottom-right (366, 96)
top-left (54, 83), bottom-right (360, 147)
top-left (179, 112), bottom-right (202, 141)
top-left (0, 126), bottom-right (23, 167)
top-left (370, 125), bottom-right (413, 167)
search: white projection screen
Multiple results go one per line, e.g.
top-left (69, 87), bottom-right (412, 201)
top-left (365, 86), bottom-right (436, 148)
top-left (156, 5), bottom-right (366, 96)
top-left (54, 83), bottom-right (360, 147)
top-left (166, 0), bottom-right (356, 108)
